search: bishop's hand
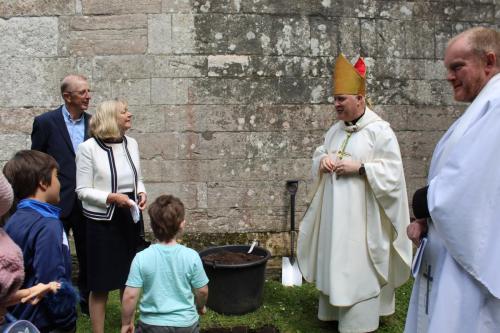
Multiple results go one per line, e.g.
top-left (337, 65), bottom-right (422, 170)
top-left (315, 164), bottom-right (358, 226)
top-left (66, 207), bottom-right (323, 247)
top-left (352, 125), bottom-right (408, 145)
top-left (334, 159), bottom-right (362, 176)
top-left (319, 155), bottom-right (336, 173)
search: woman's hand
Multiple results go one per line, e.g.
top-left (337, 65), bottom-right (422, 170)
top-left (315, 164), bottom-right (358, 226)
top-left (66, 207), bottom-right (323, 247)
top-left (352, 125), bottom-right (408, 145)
top-left (107, 193), bottom-right (133, 208)
top-left (137, 192), bottom-right (147, 211)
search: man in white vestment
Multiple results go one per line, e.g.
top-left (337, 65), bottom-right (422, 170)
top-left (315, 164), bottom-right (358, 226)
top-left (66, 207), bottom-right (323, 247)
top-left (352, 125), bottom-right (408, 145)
top-left (297, 54), bottom-right (412, 333)
top-left (405, 27), bottom-right (500, 333)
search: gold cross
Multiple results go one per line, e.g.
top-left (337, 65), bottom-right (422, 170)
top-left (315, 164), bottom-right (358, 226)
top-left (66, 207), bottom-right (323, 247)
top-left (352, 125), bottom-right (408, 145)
top-left (336, 132), bottom-right (352, 160)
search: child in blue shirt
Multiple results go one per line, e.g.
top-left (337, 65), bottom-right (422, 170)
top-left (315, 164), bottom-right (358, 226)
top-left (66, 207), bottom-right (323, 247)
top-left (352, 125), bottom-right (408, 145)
top-left (3, 150), bottom-right (77, 333)
top-left (121, 195), bottom-right (209, 333)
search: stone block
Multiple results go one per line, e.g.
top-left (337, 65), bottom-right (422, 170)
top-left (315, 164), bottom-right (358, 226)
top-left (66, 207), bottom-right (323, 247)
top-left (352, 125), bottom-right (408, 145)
top-left (194, 14), bottom-right (267, 54)
top-left (151, 78), bottom-right (190, 104)
top-left (454, 4), bottom-right (496, 22)
top-left (376, 19), bottom-right (406, 58)
top-left (140, 158), bottom-right (163, 182)
top-left (82, 0), bottom-right (161, 15)
top-left (171, 14), bottom-right (197, 54)
top-left (0, 0), bottom-right (74, 17)
top-left (434, 21), bottom-right (454, 59)
top-left (208, 55), bottom-right (250, 77)
top-left (206, 181), bottom-right (282, 208)
top-left (153, 55), bottom-right (207, 77)
top-left (278, 78), bottom-right (330, 104)
top-left (402, 156), bottom-right (431, 179)
top-left (68, 29), bottom-right (148, 56)
top-left (0, 108), bottom-right (46, 134)
top-left (135, 132), bottom-right (179, 159)
top-left (226, 78), bottom-right (280, 105)
top-left (146, 182), bottom-right (206, 209)
top-left (110, 79), bottom-right (150, 105)
top-left (404, 21), bottom-right (434, 58)
top-left (0, 57), bottom-right (78, 107)
top-left (189, 78), bottom-right (229, 104)
top-left (396, 131), bottom-right (444, 159)
top-left (245, 56), bottom-right (333, 78)
top-left (0, 17), bottom-right (58, 57)
top-left (372, 58), bottom-right (426, 80)
top-left (310, 17), bottom-right (339, 57)
top-left (360, 19), bottom-right (377, 56)
top-left (329, 0), bottom-right (377, 18)
top-left (162, 0), bottom-right (192, 13)
top-left (0, 135), bottom-right (31, 162)
top-left (148, 14), bottom-right (172, 54)
top-left (339, 18), bottom-right (361, 58)
top-left (93, 55), bottom-right (154, 81)
top-left (128, 105), bottom-right (166, 133)
top-left (193, 0), bottom-right (241, 13)
top-left (70, 14), bottom-right (147, 30)
top-left (267, 16), bottom-right (311, 56)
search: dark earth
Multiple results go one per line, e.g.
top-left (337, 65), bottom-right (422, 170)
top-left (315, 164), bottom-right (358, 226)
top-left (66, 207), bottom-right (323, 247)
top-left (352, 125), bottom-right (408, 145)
top-left (201, 325), bottom-right (278, 333)
top-left (202, 251), bottom-right (264, 265)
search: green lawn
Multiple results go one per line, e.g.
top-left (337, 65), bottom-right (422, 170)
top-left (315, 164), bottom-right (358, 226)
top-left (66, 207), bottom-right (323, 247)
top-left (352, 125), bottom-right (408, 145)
top-left (76, 279), bottom-right (413, 333)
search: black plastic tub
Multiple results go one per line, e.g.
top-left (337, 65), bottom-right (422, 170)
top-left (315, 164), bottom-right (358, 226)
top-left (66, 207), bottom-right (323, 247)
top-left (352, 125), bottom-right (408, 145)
top-left (199, 245), bottom-right (271, 315)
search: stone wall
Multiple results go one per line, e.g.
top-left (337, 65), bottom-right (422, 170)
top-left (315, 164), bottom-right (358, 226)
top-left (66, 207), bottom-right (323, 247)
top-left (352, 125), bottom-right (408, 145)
top-left (1, 0), bottom-right (499, 258)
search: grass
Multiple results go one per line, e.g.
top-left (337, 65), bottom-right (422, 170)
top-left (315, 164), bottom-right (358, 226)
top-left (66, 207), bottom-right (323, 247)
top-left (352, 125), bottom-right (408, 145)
top-left (76, 279), bottom-right (413, 333)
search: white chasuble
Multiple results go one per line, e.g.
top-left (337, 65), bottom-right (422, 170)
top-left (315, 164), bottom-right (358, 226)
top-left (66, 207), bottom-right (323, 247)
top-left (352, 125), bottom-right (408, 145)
top-left (298, 108), bottom-right (412, 327)
top-left (405, 74), bottom-right (500, 333)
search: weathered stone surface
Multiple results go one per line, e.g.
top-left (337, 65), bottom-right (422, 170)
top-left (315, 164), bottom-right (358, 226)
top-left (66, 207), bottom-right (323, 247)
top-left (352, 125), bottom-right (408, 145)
top-left (374, 105), bottom-right (463, 132)
top-left (376, 19), bottom-right (406, 58)
top-left (70, 14), bottom-right (147, 30)
top-left (148, 14), bottom-right (172, 54)
top-left (153, 55), bottom-right (207, 77)
top-left (160, 104), bottom-right (333, 132)
top-left (310, 17), bottom-right (339, 57)
top-left (0, 0), bottom-right (74, 17)
top-left (162, 0), bottom-right (192, 13)
top-left (0, 108), bottom-right (46, 134)
top-left (146, 182), bottom-right (206, 209)
top-left (82, 0), bottom-right (161, 15)
top-left (93, 55), bottom-right (154, 80)
top-left (396, 131), bottom-right (444, 159)
top-left (151, 78), bottom-right (190, 104)
top-left (0, 135), bottom-right (31, 162)
top-left (135, 132), bottom-right (180, 159)
top-left (0, 17), bottom-right (58, 57)
top-left (339, 18), bottom-right (361, 58)
top-left (404, 21), bottom-right (434, 58)
top-left (110, 79), bottom-right (151, 105)
top-left (0, 58), bottom-right (89, 107)
top-left (68, 29), bottom-right (148, 56)
top-left (454, 3), bottom-right (496, 22)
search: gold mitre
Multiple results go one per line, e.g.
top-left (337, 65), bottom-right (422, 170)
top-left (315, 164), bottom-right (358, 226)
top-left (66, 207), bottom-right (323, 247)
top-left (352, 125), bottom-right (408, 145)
top-left (333, 53), bottom-right (366, 96)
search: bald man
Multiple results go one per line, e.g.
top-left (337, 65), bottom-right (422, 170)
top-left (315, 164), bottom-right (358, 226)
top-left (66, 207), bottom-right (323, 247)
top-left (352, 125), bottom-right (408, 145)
top-left (31, 74), bottom-right (92, 315)
top-left (405, 27), bottom-right (500, 333)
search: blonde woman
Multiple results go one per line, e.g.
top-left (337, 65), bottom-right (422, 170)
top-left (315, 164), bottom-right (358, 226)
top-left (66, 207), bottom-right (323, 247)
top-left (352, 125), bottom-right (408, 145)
top-left (76, 99), bottom-right (146, 333)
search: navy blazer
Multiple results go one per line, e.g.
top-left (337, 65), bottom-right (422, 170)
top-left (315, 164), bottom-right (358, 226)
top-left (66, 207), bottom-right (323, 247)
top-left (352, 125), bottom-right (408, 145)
top-left (31, 106), bottom-right (91, 218)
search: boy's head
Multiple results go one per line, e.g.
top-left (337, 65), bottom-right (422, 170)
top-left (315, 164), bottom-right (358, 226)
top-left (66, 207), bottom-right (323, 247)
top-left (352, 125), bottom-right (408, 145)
top-left (3, 150), bottom-right (60, 204)
top-left (148, 195), bottom-right (185, 242)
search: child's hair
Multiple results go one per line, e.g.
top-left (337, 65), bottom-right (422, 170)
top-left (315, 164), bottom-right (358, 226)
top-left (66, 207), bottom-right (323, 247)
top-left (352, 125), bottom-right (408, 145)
top-left (148, 194), bottom-right (185, 242)
top-left (3, 150), bottom-right (59, 200)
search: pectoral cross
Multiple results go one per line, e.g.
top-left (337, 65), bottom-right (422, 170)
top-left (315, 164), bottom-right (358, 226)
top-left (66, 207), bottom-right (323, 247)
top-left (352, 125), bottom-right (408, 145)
top-left (336, 132), bottom-right (352, 161)
top-left (423, 265), bottom-right (433, 315)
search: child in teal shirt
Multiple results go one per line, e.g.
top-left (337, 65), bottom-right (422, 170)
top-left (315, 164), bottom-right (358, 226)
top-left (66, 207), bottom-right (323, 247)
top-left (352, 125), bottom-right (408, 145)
top-left (121, 195), bottom-right (209, 333)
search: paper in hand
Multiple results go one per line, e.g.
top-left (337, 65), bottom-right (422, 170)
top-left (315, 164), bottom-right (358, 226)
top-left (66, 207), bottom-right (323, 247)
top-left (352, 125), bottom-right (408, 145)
top-left (129, 199), bottom-right (141, 223)
top-left (411, 236), bottom-right (427, 278)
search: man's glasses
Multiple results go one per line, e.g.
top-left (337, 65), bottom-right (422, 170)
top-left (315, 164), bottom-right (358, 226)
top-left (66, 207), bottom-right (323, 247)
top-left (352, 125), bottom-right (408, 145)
top-left (65, 89), bottom-right (92, 97)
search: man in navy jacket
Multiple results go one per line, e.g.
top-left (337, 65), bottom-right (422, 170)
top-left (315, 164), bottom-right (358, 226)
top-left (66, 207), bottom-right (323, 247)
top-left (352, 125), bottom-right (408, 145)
top-left (31, 74), bottom-right (91, 314)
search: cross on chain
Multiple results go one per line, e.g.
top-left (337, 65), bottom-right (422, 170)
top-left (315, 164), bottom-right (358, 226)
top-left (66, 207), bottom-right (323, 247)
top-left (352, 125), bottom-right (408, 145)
top-left (423, 265), bottom-right (434, 315)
